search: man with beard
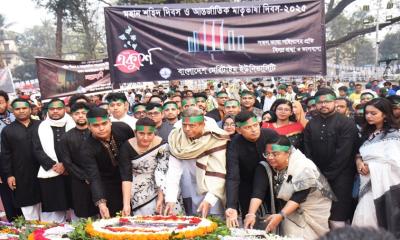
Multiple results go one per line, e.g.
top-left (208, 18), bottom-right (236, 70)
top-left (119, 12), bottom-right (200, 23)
top-left (33, 98), bottom-right (75, 222)
top-left (225, 111), bottom-right (279, 228)
top-left (335, 97), bottom-right (353, 117)
top-left (146, 103), bottom-right (172, 142)
top-left (132, 103), bottom-right (147, 120)
top-left (194, 92), bottom-right (208, 114)
top-left (240, 90), bottom-right (263, 121)
top-left (1, 98), bottom-right (41, 220)
top-left (182, 97), bottom-right (197, 111)
top-left (81, 107), bottom-right (134, 218)
top-left (304, 88), bottom-right (358, 229)
top-left (206, 91), bottom-right (228, 122)
top-left (162, 101), bottom-right (179, 126)
top-left (59, 102), bottom-right (98, 218)
top-left (0, 91), bottom-right (22, 221)
top-left (217, 99), bottom-right (241, 127)
top-left (164, 107), bottom-right (229, 217)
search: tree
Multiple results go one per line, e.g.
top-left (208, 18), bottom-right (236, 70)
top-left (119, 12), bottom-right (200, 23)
top-left (0, 14), bottom-right (5, 68)
top-left (13, 20), bottom-right (56, 80)
top-left (379, 30), bottom-right (400, 60)
top-left (0, 13), bottom-right (13, 68)
top-left (33, 0), bottom-right (70, 58)
top-left (327, 10), bottom-right (375, 66)
top-left (16, 20), bottom-right (56, 61)
top-left (325, 0), bottom-right (400, 49)
top-left (67, 0), bottom-right (104, 60)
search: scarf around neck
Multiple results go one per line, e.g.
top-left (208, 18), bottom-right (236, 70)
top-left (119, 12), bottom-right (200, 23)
top-left (37, 114), bottom-right (76, 178)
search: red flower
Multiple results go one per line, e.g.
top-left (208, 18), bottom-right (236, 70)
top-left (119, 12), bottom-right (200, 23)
top-left (189, 217), bottom-right (201, 224)
top-left (119, 218), bottom-right (130, 224)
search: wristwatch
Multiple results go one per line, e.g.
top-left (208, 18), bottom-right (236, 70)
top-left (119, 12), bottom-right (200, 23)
top-left (278, 210), bottom-right (286, 219)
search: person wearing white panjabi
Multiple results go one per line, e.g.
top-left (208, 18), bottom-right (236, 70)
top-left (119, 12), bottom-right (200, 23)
top-left (33, 98), bottom-right (75, 223)
top-left (106, 92), bottom-right (137, 130)
top-left (164, 107), bottom-right (229, 218)
top-left (352, 98), bottom-right (400, 238)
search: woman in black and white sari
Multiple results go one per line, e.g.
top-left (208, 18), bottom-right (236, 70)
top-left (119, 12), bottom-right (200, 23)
top-left (353, 98), bottom-right (400, 238)
top-left (119, 117), bottom-right (181, 216)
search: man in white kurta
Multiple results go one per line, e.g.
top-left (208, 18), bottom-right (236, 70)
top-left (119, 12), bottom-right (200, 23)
top-left (164, 107), bottom-right (229, 217)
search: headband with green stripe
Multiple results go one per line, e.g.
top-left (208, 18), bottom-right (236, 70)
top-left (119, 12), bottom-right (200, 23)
top-left (217, 92), bottom-right (228, 98)
top-left (71, 107), bottom-right (89, 113)
top-left (163, 102), bottom-right (178, 110)
top-left (182, 98), bottom-right (196, 107)
top-left (224, 100), bottom-right (240, 107)
top-left (393, 103), bottom-right (400, 107)
top-left (236, 116), bottom-right (257, 127)
top-left (240, 91), bottom-right (255, 97)
top-left (315, 94), bottom-right (336, 103)
top-left (136, 125), bottom-right (156, 132)
top-left (148, 106), bottom-right (163, 112)
top-left (307, 99), bottom-right (316, 106)
top-left (182, 115), bottom-right (204, 124)
top-left (107, 99), bottom-right (126, 104)
top-left (195, 96), bottom-right (207, 102)
top-left (133, 105), bottom-right (146, 112)
top-left (48, 101), bottom-right (65, 108)
top-left (87, 116), bottom-right (108, 124)
top-left (12, 101), bottom-right (30, 109)
top-left (271, 144), bottom-right (290, 152)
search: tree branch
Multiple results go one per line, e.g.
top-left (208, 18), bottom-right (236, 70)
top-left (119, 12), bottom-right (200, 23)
top-left (325, 0), bottom-right (356, 24)
top-left (326, 16), bottom-right (400, 49)
top-left (328, 0), bottom-right (335, 11)
top-left (98, 0), bottom-right (112, 6)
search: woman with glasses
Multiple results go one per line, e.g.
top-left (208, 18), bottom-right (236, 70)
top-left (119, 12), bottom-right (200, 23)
top-left (222, 115), bottom-right (237, 137)
top-left (352, 98), bottom-right (400, 237)
top-left (262, 99), bottom-right (304, 150)
top-left (244, 135), bottom-right (334, 239)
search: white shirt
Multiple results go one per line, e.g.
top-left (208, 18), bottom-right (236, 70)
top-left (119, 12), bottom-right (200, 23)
top-left (263, 95), bottom-right (276, 112)
top-left (109, 114), bottom-right (137, 130)
top-left (165, 155), bottom-right (222, 214)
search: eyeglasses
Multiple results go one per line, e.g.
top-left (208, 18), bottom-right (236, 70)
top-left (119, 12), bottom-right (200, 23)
top-left (263, 152), bottom-right (286, 158)
top-left (224, 123), bottom-right (236, 127)
top-left (134, 111), bottom-right (146, 116)
top-left (147, 111), bottom-right (161, 116)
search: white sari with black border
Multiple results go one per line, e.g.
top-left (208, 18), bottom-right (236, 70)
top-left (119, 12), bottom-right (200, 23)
top-left (353, 129), bottom-right (400, 238)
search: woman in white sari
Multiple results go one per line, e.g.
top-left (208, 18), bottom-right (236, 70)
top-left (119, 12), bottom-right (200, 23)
top-left (119, 117), bottom-right (181, 216)
top-left (244, 135), bottom-right (335, 240)
top-left (353, 98), bottom-right (400, 238)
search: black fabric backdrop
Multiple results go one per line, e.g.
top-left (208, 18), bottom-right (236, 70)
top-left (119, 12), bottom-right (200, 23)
top-left (105, 0), bottom-right (326, 84)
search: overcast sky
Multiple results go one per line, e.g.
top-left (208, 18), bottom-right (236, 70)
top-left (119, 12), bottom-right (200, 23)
top-left (1, 0), bottom-right (398, 38)
top-left (0, 0), bottom-right (50, 33)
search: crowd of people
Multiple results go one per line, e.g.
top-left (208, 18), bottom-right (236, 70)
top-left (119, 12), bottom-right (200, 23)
top-left (0, 77), bottom-right (399, 239)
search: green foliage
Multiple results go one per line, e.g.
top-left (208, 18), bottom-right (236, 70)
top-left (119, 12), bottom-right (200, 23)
top-left (16, 20), bottom-right (56, 61)
top-left (13, 216), bottom-right (27, 229)
top-left (379, 30), bottom-right (400, 60)
top-left (68, 218), bottom-right (105, 240)
top-left (326, 9), bottom-right (375, 66)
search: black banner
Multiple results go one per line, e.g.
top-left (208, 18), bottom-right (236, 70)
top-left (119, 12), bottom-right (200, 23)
top-left (105, 0), bottom-right (326, 83)
top-left (36, 58), bottom-right (112, 99)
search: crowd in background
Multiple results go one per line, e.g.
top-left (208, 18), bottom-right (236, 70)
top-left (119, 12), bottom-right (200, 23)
top-left (0, 77), bottom-right (399, 239)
